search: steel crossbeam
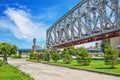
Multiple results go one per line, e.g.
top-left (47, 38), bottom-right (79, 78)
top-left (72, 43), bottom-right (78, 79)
top-left (46, 0), bottom-right (120, 48)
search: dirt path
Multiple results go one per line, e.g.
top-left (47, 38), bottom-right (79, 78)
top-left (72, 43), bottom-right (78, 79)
top-left (8, 58), bottom-right (120, 80)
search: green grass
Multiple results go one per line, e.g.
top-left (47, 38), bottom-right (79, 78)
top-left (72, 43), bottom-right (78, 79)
top-left (27, 58), bottom-right (120, 74)
top-left (50, 60), bottom-right (120, 74)
top-left (0, 64), bottom-right (34, 80)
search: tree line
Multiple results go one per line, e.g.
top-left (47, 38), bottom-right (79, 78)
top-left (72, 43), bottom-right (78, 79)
top-left (29, 39), bottom-right (120, 68)
top-left (29, 46), bottom-right (91, 66)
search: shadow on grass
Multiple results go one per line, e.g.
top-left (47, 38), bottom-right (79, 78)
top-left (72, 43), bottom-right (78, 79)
top-left (72, 64), bottom-right (90, 67)
top-left (96, 67), bottom-right (117, 69)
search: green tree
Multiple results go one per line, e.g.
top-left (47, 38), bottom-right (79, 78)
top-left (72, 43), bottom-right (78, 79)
top-left (65, 46), bottom-right (76, 55)
top-left (76, 48), bottom-right (91, 66)
top-left (104, 46), bottom-right (120, 68)
top-left (63, 53), bottom-right (72, 64)
top-left (29, 50), bottom-right (34, 60)
top-left (62, 47), bottom-right (73, 64)
top-left (38, 52), bottom-right (46, 61)
top-left (51, 51), bottom-right (60, 62)
top-left (45, 50), bottom-right (51, 63)
top-left (0, 43), bottom-right (18, 64)
top-left (10, 45), bottom-right (18, 56)
top-left (101, 39), bottom-right (110, 52)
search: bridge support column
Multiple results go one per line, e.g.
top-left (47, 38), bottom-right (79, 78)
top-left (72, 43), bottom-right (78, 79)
top-left (110, 37), bottom-right (120, 57)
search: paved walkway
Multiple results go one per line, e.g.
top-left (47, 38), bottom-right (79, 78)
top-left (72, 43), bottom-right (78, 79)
top-left (8, 58), bottom-right (120, 80)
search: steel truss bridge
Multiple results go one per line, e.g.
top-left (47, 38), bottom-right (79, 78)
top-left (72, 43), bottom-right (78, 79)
top-left (47, 0), bottom-right (120, 48)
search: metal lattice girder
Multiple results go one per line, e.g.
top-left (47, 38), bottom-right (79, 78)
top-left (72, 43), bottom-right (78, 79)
top-left (46, 0), bottom-right (120, 48)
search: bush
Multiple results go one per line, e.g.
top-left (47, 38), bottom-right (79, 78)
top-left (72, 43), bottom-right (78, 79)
top-left (37, 52), bottom-right (46, 61)
top-left (33, 53), bottom-right (38, 60)
top-left (29, 53), bottom-right (34, 59)
top-left (29, 52), bottom-right (46, 62)
top-left (104, 46), bottom-right (120, 68)
top-left (116, 58), bottom-right (120, 64)
top-left (0, 59), bottom-right (3, 67)
top-left (29, 50), bottom-right (38, 60)
top-left (63, 53), bottom-right (72, 64)
top-left (29, 53), bottom-right (38, 60)
top-left (51, 51), bottom-right (60, 62)
top-left (12, 54), bottom-right (22, 58)
top-left (76, 48), bottom-right (91, 66)
top-left (61, 47), bottom-right (73, 64)
top-left (44, 51), bottom-right (52, 63)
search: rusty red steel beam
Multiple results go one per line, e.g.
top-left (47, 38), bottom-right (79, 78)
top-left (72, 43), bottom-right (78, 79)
top-left (54, 30), bottom-right (120, 48)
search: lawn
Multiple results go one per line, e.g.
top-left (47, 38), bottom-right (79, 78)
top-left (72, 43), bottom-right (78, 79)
top-left (50, 59), bottom-right (120, 74)
top-left (27, 58), bottom-right (120, 74)
top-left (0, 64), bottom-right (34, 80)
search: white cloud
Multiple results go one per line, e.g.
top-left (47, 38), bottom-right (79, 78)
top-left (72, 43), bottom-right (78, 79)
top-left (0, 7), bottom-right (47, 42)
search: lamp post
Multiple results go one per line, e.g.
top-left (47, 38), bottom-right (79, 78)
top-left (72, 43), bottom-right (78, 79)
top-left (46, 46), bottom-right (50, 64)
top-left (47, 51), bottom-right (50, 63)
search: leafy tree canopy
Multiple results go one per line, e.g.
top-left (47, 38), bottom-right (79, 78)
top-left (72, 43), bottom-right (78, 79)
top-left (101, 39), bottom-right (110, 52)
top-left (51, 51), bottom-right (60, 62)
top-left (62, 46), bottom-right (76, 55)
top-left (0, 43), bottom-right (18, 55)
top-left (0, 43), bottom-right (18, 64)
top-left (76, 47), bottom-right (91, 66)
top-left (104, 46), bottom-right (119, 68)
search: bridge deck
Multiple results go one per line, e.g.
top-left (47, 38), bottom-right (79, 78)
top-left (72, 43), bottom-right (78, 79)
top-left (54, 29), bottom-right (120, 48)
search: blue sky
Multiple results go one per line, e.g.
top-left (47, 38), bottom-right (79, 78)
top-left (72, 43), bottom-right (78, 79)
top-left (0, 0), bottom-right (81, 49)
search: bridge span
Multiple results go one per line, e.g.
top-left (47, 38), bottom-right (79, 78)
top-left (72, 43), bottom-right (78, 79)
top-left (47, 0), bottom-right (120, 48)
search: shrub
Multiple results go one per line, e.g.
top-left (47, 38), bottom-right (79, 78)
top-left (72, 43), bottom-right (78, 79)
top-left (12, 54), bottom-right (22, 58)
top-left (29, 50), bottom-right (39, 60)
top-left (63, 53), bottom-right (72, 64)
top-left (76, 48), bottom-right (91, 66)
top-left (62, 47), bottom-right (74, 64)
top-left (29, 52), bottom-right (47, 61)
top-left (29, 53), bottom-right (34, 59)
top-left (44, 51), bottom-right (52, 63)
top-left (37, 52), bottom-right (46, 61)
top-left (33, 53), bottom-right (38, 60)
top-left (51, 51), bottom-right (60, 62)
top-left (0, 59), bottom-right (3, 67)
top-left (29, 53), bottom-right (38, 60)
top-left (116, 58), bottom-right (120, 64)
top-left (29, 51), bottom-right (34, 59)
top-left (33, 54), bottom-right (38, 60)
top-left (104, 46), bottom-right (120, 68)
top-left (44, 51), bottom-right (49, 61)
